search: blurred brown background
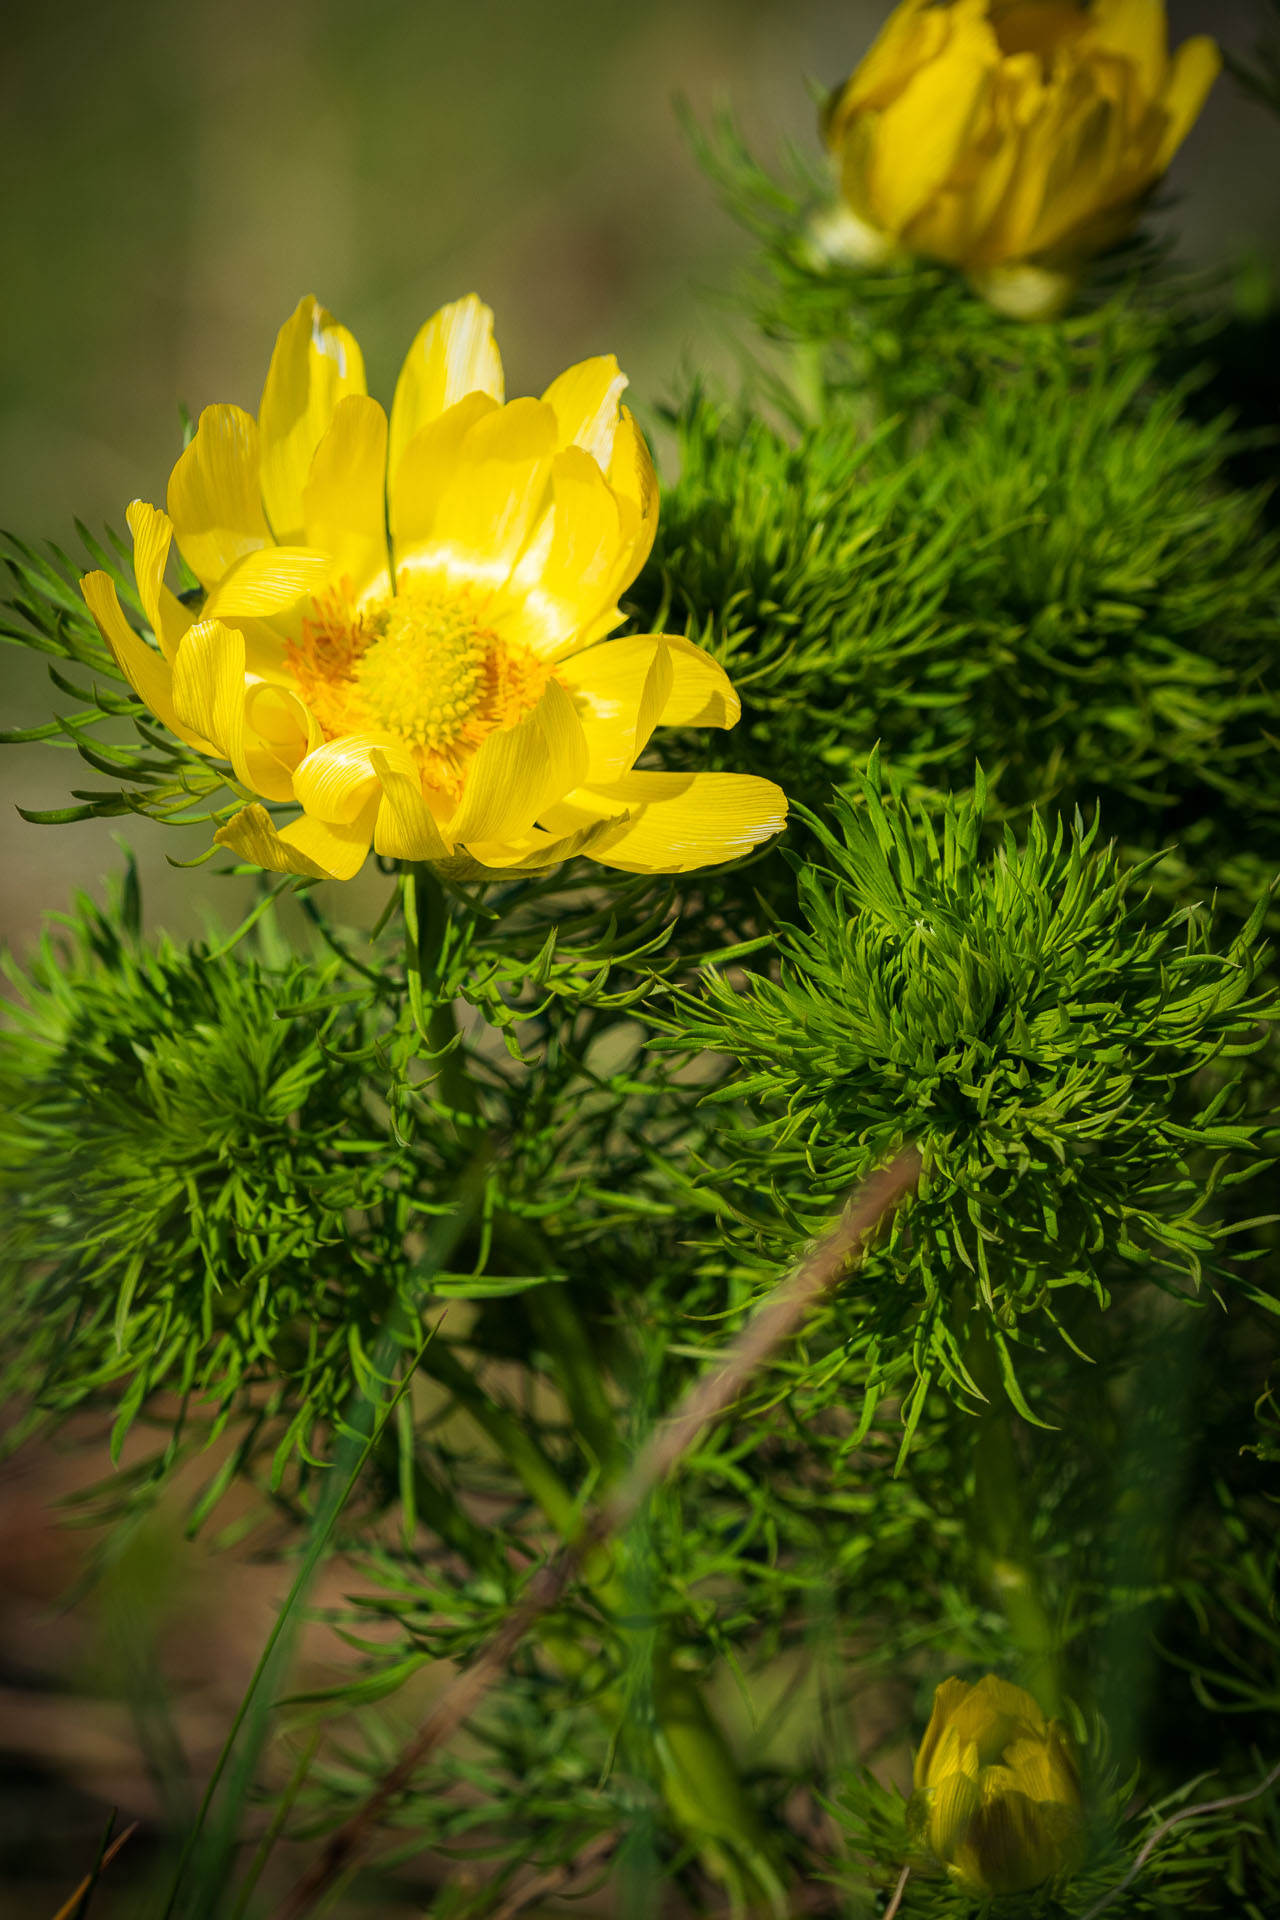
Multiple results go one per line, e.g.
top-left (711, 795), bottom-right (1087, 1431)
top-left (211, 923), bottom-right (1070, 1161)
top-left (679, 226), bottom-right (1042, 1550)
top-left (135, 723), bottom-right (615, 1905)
top-left (0, 2), bottom-right (1277, 1913)
top-left (1, 0), bottom-right (1277, 950)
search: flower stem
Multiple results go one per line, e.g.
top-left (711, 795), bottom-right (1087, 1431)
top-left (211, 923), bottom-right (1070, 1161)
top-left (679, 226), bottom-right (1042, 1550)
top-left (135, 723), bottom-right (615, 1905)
top-left (966, 1319), bottom-right (1062, 1718)
top-left (397, 862), bottom-right (775, 1892)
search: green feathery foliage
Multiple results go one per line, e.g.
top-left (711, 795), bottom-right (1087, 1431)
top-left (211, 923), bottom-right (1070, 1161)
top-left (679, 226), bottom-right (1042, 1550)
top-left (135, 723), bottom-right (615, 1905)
top-left (2, 65), bottom-right (1280, 1920)
top-left (0, 525), bottom-right (235, 835)
top-left (633, 353), bottom-right (1280, 924)
top-left (664, 757), bottom-right (1276, 1443)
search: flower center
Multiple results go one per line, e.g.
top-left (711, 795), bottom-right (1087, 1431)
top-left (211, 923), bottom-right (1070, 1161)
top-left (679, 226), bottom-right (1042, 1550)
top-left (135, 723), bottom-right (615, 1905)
top-left (355, 589), bottom-right (489, 750)
top-left (285, 582), bottom-right (551, 802)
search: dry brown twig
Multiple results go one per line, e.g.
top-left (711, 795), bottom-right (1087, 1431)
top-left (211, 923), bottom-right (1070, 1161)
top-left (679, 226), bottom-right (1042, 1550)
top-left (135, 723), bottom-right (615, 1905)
top-left (1074, 1755), bottom-right (1280, 1920)
top-left (485, 1825), bottom-right (620, 1920)
top-left (49, 1819), bottom-right (140, 1920)
top-left (880, 1862), bottom-right (911, 1920)
top-left (270, 1146), bottom-right (922, 1920)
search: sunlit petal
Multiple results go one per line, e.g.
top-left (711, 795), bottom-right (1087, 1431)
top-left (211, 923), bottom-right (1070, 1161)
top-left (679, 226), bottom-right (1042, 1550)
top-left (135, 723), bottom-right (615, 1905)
top-left (81, 570), bottom-right (217, 756)
top-left (547, 770), bottom-right (787, 874)
top-left (214, 799), bottom-right (377, 881)
top-left (371, 747), bottom-right (453, 861)
top-left (167, 404), bottom-right (271, 589)
top-left (495, 446), bottom-right (626, 657)
top-left (389, 294), bottom-right (504, 487)
top-left (541, 355), bottom-right (628, 467)
top-left (565, 633), bottom-right (739, 781)
top-left (126, 501), bottom-right (193, 664)
top-left (202, 546), bottom-right (332, 621)
top-left (390, 390), bottom-right (500, 574)
top-left (258, 294), bottom-right (367, 544)
top-left (302, 392), bottom-right (391, 602)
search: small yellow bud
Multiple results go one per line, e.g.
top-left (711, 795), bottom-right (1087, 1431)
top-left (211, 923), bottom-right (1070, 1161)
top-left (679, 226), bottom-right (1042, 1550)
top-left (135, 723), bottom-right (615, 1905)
top-left (821, 0), bottom-right (1221, 314)
top-left (908, 1674), bottom-right (1085, 1896)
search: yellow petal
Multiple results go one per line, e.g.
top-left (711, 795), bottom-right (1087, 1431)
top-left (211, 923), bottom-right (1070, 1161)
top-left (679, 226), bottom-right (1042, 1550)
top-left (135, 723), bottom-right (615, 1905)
top-left (564, 634), bottom-right (740, 783)
top-left (541, 355), bottom-right (628, 468)
top-left (928, 1768), bottom-right (981, 1862)
top-left (967, 1674), bottom-right (1046, 1733)
top-left (494, 446), bottom-right (626, 658)
top-left (243, 679), bottom-right (323, 801)
top-left (1027, 85), bottom-right (1133, 258)
top-left (944, 1675), bottom-right (1044, 1770)
top-left (444, 711), bottom-right (548, 845)
top-left (1003, 1728), bottom-right (1082, 1808)
top-left (533, 670), bottom-right (590, 796)
top-left (291, 732), bottom-right (398, 824)
top-left (80, 570), bottom-right (217, 756)
top-left (829, 0), bottom-right (950, 121)
top-left (915, 1677), bottom-right (973, 1791)
top-left (606, 408), bottom-right (659, 593)
top-left (302, 392), bottom-right (391, 602)
top-left (448, 677), bottom-right (586, 846)
top-left (1081, 0), bottom-right (1168, 99)
top-left (869, 25), bottom-right (997, 234)
top-left (258, 295), bottom-right (366, 545)
top-left (388, 294), bottom-right (504, 490)
top-left (215, 803), bottom-right (331, 879)
top-left (170, 619), bottom-right (313, 803)
top-left (214, 800), bottom-right (376, 881)
top-left (371, 747), bottom-right (453, 861)
top-left (909, 64), bottom-right (1026, 265)
top-left (126, 501), bottom-right (193, 664)
top-left (951, 1788), bottom-right (1062, 1896)
top-left (549, 771), bottom-right (787, 874)
top-left (390, 390), bottom-right (500, 575)
top-left (992, 3), bottom-right (1090, 60)
top-left (976, 75), bottom-right (1081, 261)
top-left (167, 404), bottom-right (271, 590)
top-left (420, 398), bottom-right (559, 596)
top-left (171, 618), bottom-right (249, 780)
top-left (202, 546), bottom-right (331, 621)
top-left (1153, 35), bottom-right (1220, 171)
top-left (465, 813), bottom-right (629, 872)
top-left (276, 805), bottom-right (378, 880)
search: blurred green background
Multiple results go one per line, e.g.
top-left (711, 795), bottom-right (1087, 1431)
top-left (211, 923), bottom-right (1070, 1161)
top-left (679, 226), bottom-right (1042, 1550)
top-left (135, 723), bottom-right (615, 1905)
top-left (2, 0), bottom-right (1277, 949)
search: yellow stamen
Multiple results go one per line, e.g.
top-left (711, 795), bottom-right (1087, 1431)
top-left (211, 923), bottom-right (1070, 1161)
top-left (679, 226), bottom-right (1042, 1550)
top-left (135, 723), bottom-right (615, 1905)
top-left (285, 582), bottom-right (551, 802)
top-left (356, 588), bottom-right (490, 750)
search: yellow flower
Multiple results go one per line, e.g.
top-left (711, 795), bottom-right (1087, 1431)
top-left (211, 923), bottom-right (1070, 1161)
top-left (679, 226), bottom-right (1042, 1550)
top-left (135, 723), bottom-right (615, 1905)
top-left (821, 0), bottom-right (1220, 316)
top-left (908, 1674), bottom-right (1086, 1896)
top-left (82, 296), bottom-right (786, 881)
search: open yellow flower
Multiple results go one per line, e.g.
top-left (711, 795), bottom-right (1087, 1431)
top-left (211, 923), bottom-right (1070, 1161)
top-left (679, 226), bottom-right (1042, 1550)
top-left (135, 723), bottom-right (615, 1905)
top-left (908, 1674), bottom-right (1086, 1895)
top-left (821, 0), bottom-right (1220, 316)
top-left (82, 296), bottom-right (786, 880)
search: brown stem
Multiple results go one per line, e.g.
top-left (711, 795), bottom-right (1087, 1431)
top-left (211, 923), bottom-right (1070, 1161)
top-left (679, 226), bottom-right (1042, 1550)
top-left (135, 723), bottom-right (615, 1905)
top-left (483, 1825), bottom-right (619, 1920)
top-left (50, 1822), bottom-right (140, 1920)
top-left (269, 1145), bottom-right (921, 1920)
top-left (1074, 1756), bottom-right (1280, 1920)
top-left (881, 1862), bottom-right (911, 1920)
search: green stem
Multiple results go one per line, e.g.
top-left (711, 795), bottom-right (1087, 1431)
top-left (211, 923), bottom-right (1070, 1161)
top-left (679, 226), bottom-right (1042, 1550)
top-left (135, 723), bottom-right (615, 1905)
top-left (427, 1331), bottom-right (775, 1894)
top-left (399, 864), bottom-right (773, 1894)
top-left (524, 1276), bottom-right (626, 1478)
top-left (403, 865), bottom-right (476, 1117)
top-left (421, 1339), bottom-right (580, 1538)
top-left (966, 1318), bottom-right (1062, 1718)
top-left (652, 1647), bottom-right (779, 1905)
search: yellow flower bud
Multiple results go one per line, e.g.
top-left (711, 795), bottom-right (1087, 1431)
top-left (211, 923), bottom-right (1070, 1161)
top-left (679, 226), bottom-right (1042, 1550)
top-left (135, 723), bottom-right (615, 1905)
top-left (822, 0), bottom-right (1221, 313)
top-left (908, 1675), bottom-right (1086, 1896)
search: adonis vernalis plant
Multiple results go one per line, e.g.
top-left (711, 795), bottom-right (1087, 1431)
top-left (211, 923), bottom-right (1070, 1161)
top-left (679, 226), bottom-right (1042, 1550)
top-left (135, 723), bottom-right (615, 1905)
top-left (82, 293), bottom-right (785, 880)
top-left (1, 4), bottom-right (1279, 1918)
top-left (818, 0), bottom-right (1220, 316)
